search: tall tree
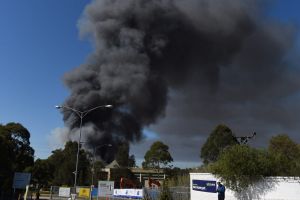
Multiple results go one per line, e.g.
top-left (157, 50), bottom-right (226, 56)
top-left (128, 155), bottom-right (136, 168)
top-left (115, 141), bottom-right (136, 167)
top-left (0, 134), bottom-right (13, 192)
top-left (48, 141), bottom-right (91, 186)
top-left (0, 122), bottom-right (34, 195)
top-left (210, 145), bottom-right (276, 199)
top-left (27, 159), bottom-right (52, 188)
top-left (268, 134), bottom-right (300, 176)
top-left (201, 124), bottom-right (238, 165)
top-left (142, 141), bottom-right (173, 169)
top-left (115, 141), bottom-right (130, 167)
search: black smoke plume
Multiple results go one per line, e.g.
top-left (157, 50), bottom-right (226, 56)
top-left (61, 0), bottom-right (299, 162)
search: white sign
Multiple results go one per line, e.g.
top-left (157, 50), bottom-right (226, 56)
top-left (13, 172), bottom-right (31, 189)
top-left (190, 173), bottom-right (300, 200)
top-left (98, 181), bottom-right (114, 197)
top-left (59, 187), bottom-right (71, 197)
top-left (113, 189), bottom-right (144, 199)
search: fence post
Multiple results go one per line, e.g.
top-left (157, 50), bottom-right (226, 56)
top-left (49, 186), bottom-right (52, 200)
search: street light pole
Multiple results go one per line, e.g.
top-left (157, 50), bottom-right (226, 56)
top-left (55, 104), bottom-right (112, 190)
top-left (90, 144), bottom-right (112, 200)
top-left (91, 144), bottom-right (112, 185)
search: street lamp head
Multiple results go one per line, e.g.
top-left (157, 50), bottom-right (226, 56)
top-left (105, 105), bottom-right (113, 108)
top-left (55, 105), bottom-right (62, 109)
top-left (107, 144), bottom-right (113, 147)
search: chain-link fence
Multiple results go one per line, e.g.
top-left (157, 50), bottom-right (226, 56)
top-left (169, 187), bottom-right (190, 200)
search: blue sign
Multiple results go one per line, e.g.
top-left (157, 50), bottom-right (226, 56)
top-left (91, 188), bottom-right (98, 197)
top-left (13, 172), bottom-right (31, 189)
top-left (192, 180), bottom-right (216, 193)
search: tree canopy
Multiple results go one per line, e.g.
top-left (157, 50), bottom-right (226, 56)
top-left (115, 141), bottom-right (136, 168)
top-left (200, 124), bottom-right (238, 165)
top-left (0, 122), bottom-right (35, 195)
top-left (209, 134), bottom-right (300, 199)
top-left (210, 145), bottom-right (275, 191)
top-left (142, 141), bottom-right (173, 169)
top-left (47, 141), bottom-right (91, 186)
top-left (268, 134), bottom-right (300, 176)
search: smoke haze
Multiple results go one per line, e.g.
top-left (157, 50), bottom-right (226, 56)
top-left (60, 0), bottom-right (300, 164)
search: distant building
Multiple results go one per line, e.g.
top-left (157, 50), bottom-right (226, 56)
top-left (101, 160), bottom-right (165, 187)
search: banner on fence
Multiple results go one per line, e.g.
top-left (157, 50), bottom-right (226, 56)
top-left (59, 187), bottom-right (71, 197)
top-left (113, 189), bottom-right (143, 199)
top-left (192, 180), bottom-right (216, 193)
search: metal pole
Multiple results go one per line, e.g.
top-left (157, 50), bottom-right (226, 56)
top-left (91, 147), bottom-right (96, 186)
top-left (91, 144), bottom-right (112, 185)
top-left (74, 115), bottom-right (83, 189)
top-left (55, 104), bottom-right (112, 199)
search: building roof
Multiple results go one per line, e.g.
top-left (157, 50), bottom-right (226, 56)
top-left (105, 160), bottom-right (120, 169)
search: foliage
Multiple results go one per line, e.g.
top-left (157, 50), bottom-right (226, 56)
top-left (165, 167), bottom-right (189, 177)
top-left (27, 159), bottom-right (53, 188)
top-left (201, 124), bottom-right (238, 165)
top-left (0, 122), bottom-right (35, 192)
top-left (47, 141), bottom-right (91, 186)
top-left (159, 180), bottom-right (173, 200)
top-left (142, 141), bottom-right (173, 169)
top-left (128, 155), bottom-right (136, 168)
top-left (165, 167), bottom-right (190, 187)
top-left (189, 165), bottom-right (210, 173)
top-left (268, 134), bottom-right (300, 176)
top-left (115, 141), bottom-right (136, 167)
top-left (92, 160), bottom-right (107, 184)
top-left (210, 145), bottom-right (275, 193)
top-left (167, 174), bottom-right (190, 187)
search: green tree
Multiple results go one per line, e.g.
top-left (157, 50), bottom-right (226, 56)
top-left (142, 141), bottom-right (173, 169)
top-left (48, 141), bottom-right (91, 186)
top-left (166, 167), bottom-right (190, 187)
top-left (27, 159), bottom-right (52, 188)
top-left (128, 155), bottom-right (136, 168)
top-left (92, 160), bottom-right (106, 185)
top-left (201, 124), bottom-right (238, 165)
top-left (210, 145), bottom-right (275, 197)
top-left (115, 141), bottom-right (136, 167)
top-left (0, 123), bottom-right (34, 193)
top-left (0, 134), bottom-right (13, 192)
top-left (159, 180), bottom-right (173, 200)
top-left (268, 134), bottom-right (300, 176)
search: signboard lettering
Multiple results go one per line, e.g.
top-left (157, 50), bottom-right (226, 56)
top-left (98, 181), bottom-right (114, 197)
top-left (192, 180), bottom-right (216, 193)
top-left (58, 187), bottom-right (71, 197)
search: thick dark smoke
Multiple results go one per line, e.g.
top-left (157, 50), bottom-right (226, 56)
top-left (61, 0), bottom-right (300, 163)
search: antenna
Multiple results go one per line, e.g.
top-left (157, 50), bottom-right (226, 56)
top-left (235, 132), bottom-right (256, 144)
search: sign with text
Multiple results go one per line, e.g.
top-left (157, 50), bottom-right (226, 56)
top-left (113, 189), bottom-right (143, 199)
top-left (12, 172), bottom-right (31, 189)
top-left (58, 187), bottom-right (71, 197)
top-left (192, 180), bottom-right (216, 193)
top-left (98, 181), bottom-right (114, 197)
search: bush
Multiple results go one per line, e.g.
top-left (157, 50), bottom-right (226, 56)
top-left (159, 180), bottom-right (172, 200)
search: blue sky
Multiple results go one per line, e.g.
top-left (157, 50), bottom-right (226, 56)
top-left (0, 0), bottom-right (300, 167)
top-left (0, 0), bottom-right (91, 158)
